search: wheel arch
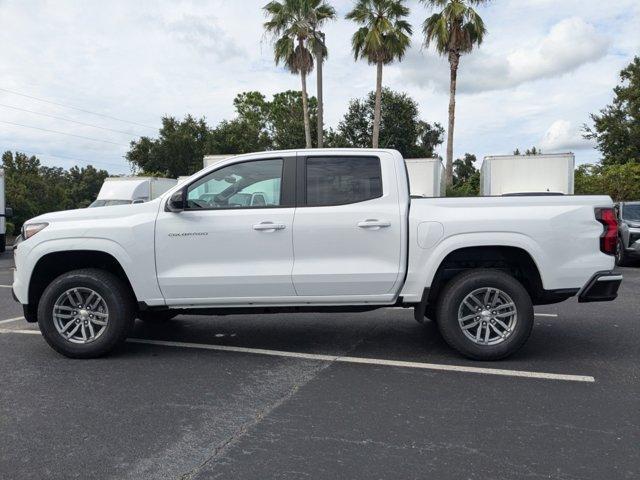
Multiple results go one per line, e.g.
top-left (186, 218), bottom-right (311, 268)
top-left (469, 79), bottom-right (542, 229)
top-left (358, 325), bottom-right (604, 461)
top-left (426, 245), bottom-right (553, 307)
top-left (28, 250), bottom-right (137, 319)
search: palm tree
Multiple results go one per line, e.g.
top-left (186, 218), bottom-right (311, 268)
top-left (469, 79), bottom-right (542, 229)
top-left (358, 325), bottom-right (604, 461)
top-left (420, 0), bottom-right (488, 186)
top-left (307, 2), bottom-right (336, 148)
top-left (346, 0), bottom-right (412, 148)
top-left (264, 1), bottom-right (335, 149)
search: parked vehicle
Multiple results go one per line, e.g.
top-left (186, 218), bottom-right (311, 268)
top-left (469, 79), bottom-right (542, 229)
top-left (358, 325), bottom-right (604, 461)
top-left (615, 201), bottom-right (640, 266)
top-left (89, 177), bottom-right (177, 208)
top-left (481, 153), bottom-right (575, 196)
top-left (204, 155), bottom-right (231, 169)
top-left (12, 149), bottom-right (621, 360)
top-left (0, 168), bottom-right (14, 253)
top-left (405, 158), bottom-right (445, 197)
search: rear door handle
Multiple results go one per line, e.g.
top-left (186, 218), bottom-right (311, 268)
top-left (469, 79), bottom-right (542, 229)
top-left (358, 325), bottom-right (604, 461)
top-left (253, 222), bottom-right (286, 231)
top-left (357, 219), bottom-right (391, 229)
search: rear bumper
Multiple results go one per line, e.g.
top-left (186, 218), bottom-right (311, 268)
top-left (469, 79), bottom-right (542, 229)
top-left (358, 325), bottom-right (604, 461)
top-left (578, 271), bottom-right (622, 303)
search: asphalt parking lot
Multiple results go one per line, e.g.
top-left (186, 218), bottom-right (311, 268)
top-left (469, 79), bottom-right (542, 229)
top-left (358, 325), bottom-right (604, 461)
top-left (0, 249), bottom-right (638, 480)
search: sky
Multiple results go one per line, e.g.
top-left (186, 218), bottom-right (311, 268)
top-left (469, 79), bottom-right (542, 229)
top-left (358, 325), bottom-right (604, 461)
top-left (0, 0), bottom-right (638, 174)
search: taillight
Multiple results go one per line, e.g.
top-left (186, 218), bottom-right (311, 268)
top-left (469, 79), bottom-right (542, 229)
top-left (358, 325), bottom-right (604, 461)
top-left (594, 208), bottom-right (618, 255)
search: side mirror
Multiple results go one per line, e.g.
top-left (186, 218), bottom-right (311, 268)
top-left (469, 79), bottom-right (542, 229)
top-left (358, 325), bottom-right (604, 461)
top-left (166, 189), bottom-right (186, 212)
top-left (4, 207), bottom-right (12, 219)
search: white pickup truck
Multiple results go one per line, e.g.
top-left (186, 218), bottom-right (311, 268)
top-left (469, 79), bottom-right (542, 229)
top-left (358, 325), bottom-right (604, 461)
top-left (12, 149), bottom-right (622, 360)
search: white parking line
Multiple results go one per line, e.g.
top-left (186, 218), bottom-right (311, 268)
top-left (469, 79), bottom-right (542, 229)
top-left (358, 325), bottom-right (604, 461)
top-left (0, 316), bottom-right (24, 325)
top-left (0, 329), bottom-right (594, 383)
top-left (388, 307), bottom-right (559, 318)
top-left (127, 338), bottom-right (593, 383)
top-left (0, 285), bottom-right (13, 288)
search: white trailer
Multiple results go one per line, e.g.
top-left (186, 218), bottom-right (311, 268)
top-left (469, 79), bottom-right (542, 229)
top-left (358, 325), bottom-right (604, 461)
top-left (90, 177), bottom-right (177, 208)
top-left (405, 158), bottom-right (446, 197)
top-left (480, 153), bottom-right (575, 196)
top-left (204, 155), bottom-right (231, 169)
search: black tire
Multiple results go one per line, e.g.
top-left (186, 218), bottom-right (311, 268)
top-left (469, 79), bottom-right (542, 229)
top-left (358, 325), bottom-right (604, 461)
top-left (615, 238), bottom-right (628, 267)
top-left (436, 269), bottom-right (534, 361)
top-left (137, 311), bottom-right (179, 323)
top-left (37, 269), bottom-right (135, 358)
top-left (0, 234), bottom-right (5, 254)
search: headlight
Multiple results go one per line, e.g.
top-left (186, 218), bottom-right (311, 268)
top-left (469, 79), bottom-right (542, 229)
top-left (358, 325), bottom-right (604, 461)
top-left (22, 223), bottom-right (49, 240)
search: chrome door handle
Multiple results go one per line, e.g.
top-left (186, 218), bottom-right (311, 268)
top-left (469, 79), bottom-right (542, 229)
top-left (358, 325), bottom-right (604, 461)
top-left (253, 222), bottom-right (286, 231)
top-left (357, 219), bottom-right (391, 229)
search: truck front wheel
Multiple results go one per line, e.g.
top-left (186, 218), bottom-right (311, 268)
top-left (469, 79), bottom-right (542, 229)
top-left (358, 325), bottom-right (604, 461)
top-left (436, 269), bottom-right (534, 361)
top-left (37, 269), bottom-right (135, 358)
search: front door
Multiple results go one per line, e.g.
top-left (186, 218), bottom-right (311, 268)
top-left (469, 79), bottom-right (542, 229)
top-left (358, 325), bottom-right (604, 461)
top-left (155, 156), bottom-right (297, 304)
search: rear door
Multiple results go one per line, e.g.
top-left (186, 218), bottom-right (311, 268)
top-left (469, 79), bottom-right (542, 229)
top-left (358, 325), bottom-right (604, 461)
top-left (291, 152), bottom-right (403, 297)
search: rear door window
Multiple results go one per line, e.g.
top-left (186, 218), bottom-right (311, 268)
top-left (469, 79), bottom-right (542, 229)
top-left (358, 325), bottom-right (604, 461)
top-left (305, 156), bottom-right (382, 207)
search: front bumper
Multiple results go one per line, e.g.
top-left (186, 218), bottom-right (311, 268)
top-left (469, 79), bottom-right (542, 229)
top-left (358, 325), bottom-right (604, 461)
top-left (578, 271), bottom-right (622, 303)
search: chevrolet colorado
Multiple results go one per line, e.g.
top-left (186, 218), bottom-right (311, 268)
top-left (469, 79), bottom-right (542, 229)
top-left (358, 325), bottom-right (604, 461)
top-left (12, 149), bottom-right (622, 360)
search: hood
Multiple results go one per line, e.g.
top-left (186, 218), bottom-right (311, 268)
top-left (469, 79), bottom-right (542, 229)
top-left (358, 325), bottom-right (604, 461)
top-left (27, 199), bottom-right (160, 225)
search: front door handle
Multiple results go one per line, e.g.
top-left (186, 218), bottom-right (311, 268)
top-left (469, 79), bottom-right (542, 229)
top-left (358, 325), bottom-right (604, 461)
top-left (357, 219), bottom-right (391, 229)
top-left (253, 222), bottom-right (286, 231)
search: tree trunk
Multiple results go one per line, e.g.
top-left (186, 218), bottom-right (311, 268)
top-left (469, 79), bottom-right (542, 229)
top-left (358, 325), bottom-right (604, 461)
top-left (300, 70), bottom-right (312, 149)
top-left (445, 51), bottom-right (459, 187)
top-left (316, 43), bottom-right (324, 149)
top-left (372, 60), bottom-right (383, 148)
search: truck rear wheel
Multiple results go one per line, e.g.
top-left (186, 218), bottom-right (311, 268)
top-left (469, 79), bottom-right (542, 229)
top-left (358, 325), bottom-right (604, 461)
top-left (435, 269), bottom-right (534, 361)
top-left (37, 269), bottom-right (135, 358)
top-left (0, 234), bottom-right (5, 253)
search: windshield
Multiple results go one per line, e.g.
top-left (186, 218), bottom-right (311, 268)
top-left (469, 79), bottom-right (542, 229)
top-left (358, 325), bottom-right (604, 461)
top-left (622, 204), bottom-right (640, 221)
top-left (89, 199), bottom-right (133, 208)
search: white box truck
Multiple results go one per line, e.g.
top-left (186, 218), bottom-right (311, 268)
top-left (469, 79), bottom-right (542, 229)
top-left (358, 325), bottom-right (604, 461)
top-left (204, 155), bottom-right (231, 169)
top-left (481, 153), bottom-right (575, 196)
top-left (405, 158), bottom-right (446, 197)
top-left (0, 168), bottom-right (8, 252)
top-left (90, 177), bottom-right (177, 208)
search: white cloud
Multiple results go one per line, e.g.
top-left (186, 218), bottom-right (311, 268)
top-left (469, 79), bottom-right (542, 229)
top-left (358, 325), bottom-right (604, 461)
top-left (402, 17), bottom-right (610, 93)
top-left (0, 1), bottom-right (637, 173)
top-left (163, 14), bottom-right (245, 60)
top-left (539, 120), bottom-right (593, 152)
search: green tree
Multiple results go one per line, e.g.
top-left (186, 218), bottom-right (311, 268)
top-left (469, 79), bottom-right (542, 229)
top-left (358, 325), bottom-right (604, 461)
top-left (231, 90), bottom-right (318, 150)
top-left (2, 151), bottom-right (109, 231)
top-left (208, 118), bottom-right (270, 155)
top-left (2, 151), bottom-right (45, 230)
top-left (574, 163), bottom-right (640, 201)
top-left (332, 88), bottom-right (444, 158)
top-left (421, 0), bottom-right (488, 186)
top-left (513, 146), bottom-right (542, 155)
top-left (584, 56), bottom-right (640, 166)
top-left (447, 152), bottom-right (479, 196)
top-left (346, 0), bottom-right (412, 148)
top-left (264, 0), bottom-right (324, 148)
top-left (65, 165), bottom-right (111, 209)
top-left (269, 90), bottom-right (319, 149)
top-left (126, 115), bottom-right (210, 176)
